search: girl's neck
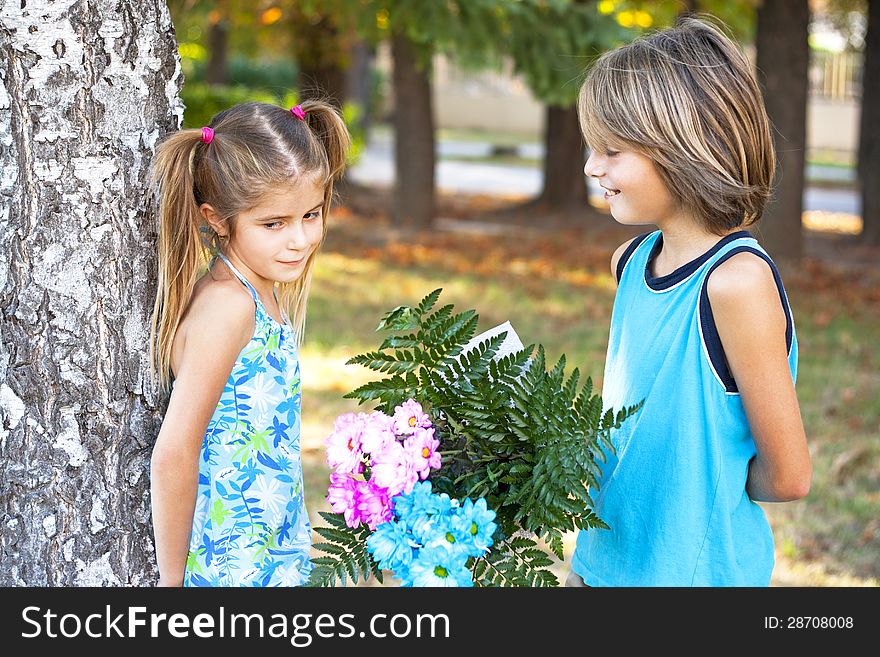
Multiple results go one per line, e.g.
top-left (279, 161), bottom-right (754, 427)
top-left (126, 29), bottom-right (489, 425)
top-left (216, 252), bottom-right (278, 309)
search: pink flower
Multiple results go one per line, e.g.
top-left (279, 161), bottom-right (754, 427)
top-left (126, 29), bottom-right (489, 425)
top-left (392, 399), bottom-right (432, 436)
top-left (404, 427), bottom-right (441, 480)
top-left (356, 480), bottom-right (394, 529)
top-left (370, 440), bottom-right (419, 497)
top-left (327, 472), bottom-right (361, 528)
top-left (332, 412), bottom-right (361, 433)
top-left (325, 413), bottom-right (364, 475)
top-left (360, 411), bottom-right (396, 454)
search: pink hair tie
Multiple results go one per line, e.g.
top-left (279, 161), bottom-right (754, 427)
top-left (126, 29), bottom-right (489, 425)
top-left (200, 127), bottom-right (214, 144)
top-left (290, 104), bottom-right (306, 121)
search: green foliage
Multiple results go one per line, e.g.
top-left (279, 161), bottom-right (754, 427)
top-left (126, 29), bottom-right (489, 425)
top-left (181, 82), bottom-right (282, 129)
top-left (472, 535), bottom-right (559, 587)
top-left (499, 0), bottom-right (633, 105)
top-left (182, 53), bottom-right (301, 95)
top-left (310, 289), bottom-right (641, 586)
top-left (306, 512), bottom-right (384, 587)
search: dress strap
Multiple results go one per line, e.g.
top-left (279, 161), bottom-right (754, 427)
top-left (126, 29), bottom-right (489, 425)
top-left (215, 252), bottom-right (259, 302)
top-left (215, 253), bottom-right (291, 328)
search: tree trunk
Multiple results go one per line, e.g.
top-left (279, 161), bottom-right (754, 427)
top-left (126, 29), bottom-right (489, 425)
top-left (755, 0), bottom-right (809, 262)
top-left (346, 40), bottom-right (374, 139)
top-left (298, 62), bottom-right (347, 110)
top-left (0, 0), bottom-right (180, 585)
top-left (859, 0), bottom-right (880, 245)
top-left (391, 31), bottom-right (435, 231)
top-left (205, 18), bottom-right (228, 86)
top-left (292, 12), bottom-right (348, 108)
top-left (538, 105), bottom-right (589, 212)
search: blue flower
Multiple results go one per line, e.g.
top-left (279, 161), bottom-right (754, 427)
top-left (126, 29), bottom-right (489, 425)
top-left (366, 519), bottom-right (416, 576)
top-left (407, 545), bottom-right (472, 587)
top-left (452, 497), bottom-right (497, 555)
top-left (422, 514), bottom-right (471, 558)
top-left (393, 481), bottom-right (436, 537)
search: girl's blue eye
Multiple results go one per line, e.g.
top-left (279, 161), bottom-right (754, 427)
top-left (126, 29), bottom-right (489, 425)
top-left (304, 211), bottom-right (321, 221)
top-left (264, 221), bottom-right (283, 229)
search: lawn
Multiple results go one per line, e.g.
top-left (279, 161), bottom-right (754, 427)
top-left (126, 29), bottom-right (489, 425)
top-left (298, 199), bottom-right (880, 587)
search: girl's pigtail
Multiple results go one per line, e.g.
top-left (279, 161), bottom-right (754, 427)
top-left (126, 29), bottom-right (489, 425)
top-left (149, 130), bottom-right (208, 392)
top-left (277, 100), bottom-right (351, 348)
top-left (298, 100), bottom-right (352, 187)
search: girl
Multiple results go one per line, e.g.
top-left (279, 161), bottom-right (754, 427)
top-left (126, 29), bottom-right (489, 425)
top-left (148, 101), bottom-right (351, 587)
top-left (569, 17), bottom-right (812, 586)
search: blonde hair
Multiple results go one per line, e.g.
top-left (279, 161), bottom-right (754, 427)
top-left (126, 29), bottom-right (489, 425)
top-left (578, 16), bottom-right (775, 234)
top-left (149, 100), bottom-right (351, 392)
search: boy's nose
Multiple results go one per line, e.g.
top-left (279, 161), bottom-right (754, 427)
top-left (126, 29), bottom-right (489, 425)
top-left (584, 151), bottom-right (604, 178)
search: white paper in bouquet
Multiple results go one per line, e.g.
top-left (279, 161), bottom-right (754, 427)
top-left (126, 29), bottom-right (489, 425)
top-left (449, 320), bottom-right (532, 385)
top-left (460, 321), bottom-right (524, 361)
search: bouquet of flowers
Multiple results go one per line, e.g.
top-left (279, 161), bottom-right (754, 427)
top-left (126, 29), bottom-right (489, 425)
top-left (308, 290), bottom-right (640, 587)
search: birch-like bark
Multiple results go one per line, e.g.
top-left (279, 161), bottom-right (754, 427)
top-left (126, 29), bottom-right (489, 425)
top-left (0, 0), bottom-right (182, 585)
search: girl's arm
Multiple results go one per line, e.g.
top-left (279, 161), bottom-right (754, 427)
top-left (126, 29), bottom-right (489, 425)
top-left (150, 283), bottom-right (254, 586)
top-left (708, 252), bottom-right (812, 503)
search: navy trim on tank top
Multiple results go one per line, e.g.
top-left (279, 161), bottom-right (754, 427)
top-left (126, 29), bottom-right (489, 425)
top-left (645, 230), bottom-right (753, 291)
top-left (698, 246), bottom-right (795, 393)
top-left (615, 232), bottom-right (652, 282)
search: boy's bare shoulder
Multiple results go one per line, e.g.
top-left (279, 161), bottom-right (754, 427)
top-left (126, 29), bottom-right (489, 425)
top-left (706, 251), bottom-right (777, 302)
top-left (610, 236), bottom-right (640, 281)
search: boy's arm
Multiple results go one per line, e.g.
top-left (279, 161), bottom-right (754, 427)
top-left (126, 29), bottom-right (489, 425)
top-left (150, 284), bottom-right (254, 586)
top-left (708, 253), bottom-right (812, 502)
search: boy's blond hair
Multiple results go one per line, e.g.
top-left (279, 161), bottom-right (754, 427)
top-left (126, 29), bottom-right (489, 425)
top-left (578, 16), bottom-right (775, 234)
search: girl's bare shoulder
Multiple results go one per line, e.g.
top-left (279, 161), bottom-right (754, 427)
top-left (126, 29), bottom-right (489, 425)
top-left (172, 274), bottom-right (256, 373)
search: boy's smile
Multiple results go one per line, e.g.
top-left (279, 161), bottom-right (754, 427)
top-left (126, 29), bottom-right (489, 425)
top-left (584, 148), bottom-right (677, 227)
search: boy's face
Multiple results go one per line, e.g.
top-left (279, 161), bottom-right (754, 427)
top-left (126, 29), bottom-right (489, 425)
top-left (584, 148), bottom-right (678, 227)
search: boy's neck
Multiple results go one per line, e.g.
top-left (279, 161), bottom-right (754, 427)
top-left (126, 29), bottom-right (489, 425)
top-left (653, 220), bottom-right (743, 275)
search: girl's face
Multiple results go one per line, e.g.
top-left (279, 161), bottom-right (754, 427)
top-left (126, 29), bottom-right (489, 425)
top-left (584, 147), bottom-right (678, 227)
top-left (221, 178), bottom-right (325, 289)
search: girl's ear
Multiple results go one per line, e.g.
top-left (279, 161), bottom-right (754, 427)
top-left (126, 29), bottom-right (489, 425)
top-left (199, 203), bottom-right (227, 237)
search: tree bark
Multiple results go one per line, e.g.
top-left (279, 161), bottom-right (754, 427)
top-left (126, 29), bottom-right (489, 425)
top-left (391, 31), bottom-right (435, 231)
top-left (538, 105), bottom-right (589, 212)
top-left (0, 0), bottom-right (181, 585)
top-left (755, 0), bottom-right (809, 262)
top-left (859, 0), bottom-right (880, 245)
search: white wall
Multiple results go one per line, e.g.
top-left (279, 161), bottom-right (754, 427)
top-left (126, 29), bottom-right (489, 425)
top-left (807, 97), bottom-right (860, 153)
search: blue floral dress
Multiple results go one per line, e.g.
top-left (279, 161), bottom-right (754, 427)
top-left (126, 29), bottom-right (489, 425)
top-left (183, 253), bottom-right (312, 587)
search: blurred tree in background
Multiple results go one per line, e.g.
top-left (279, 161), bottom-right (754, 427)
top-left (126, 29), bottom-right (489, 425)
top-left (165, 0), bottom-right (872, 246)
top-left (757, 0), bottom-right (811, 262)
top-left (859, 0), bottom-right (878, 245)
top-left (499, 0), bottom-right (629, 214)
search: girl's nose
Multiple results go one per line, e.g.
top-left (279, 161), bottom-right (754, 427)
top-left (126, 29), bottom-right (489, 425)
top-left (286, 221), bottom-right (308, 249)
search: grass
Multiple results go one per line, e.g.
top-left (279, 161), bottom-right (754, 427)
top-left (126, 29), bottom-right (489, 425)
top-left (298, 206), bottom-right (880, 587)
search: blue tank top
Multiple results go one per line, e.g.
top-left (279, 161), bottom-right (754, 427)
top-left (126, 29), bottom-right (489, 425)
top-left (183, 253), bottom-right (312, 587)
top-left (572, 230), bottom-right (797, 586)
